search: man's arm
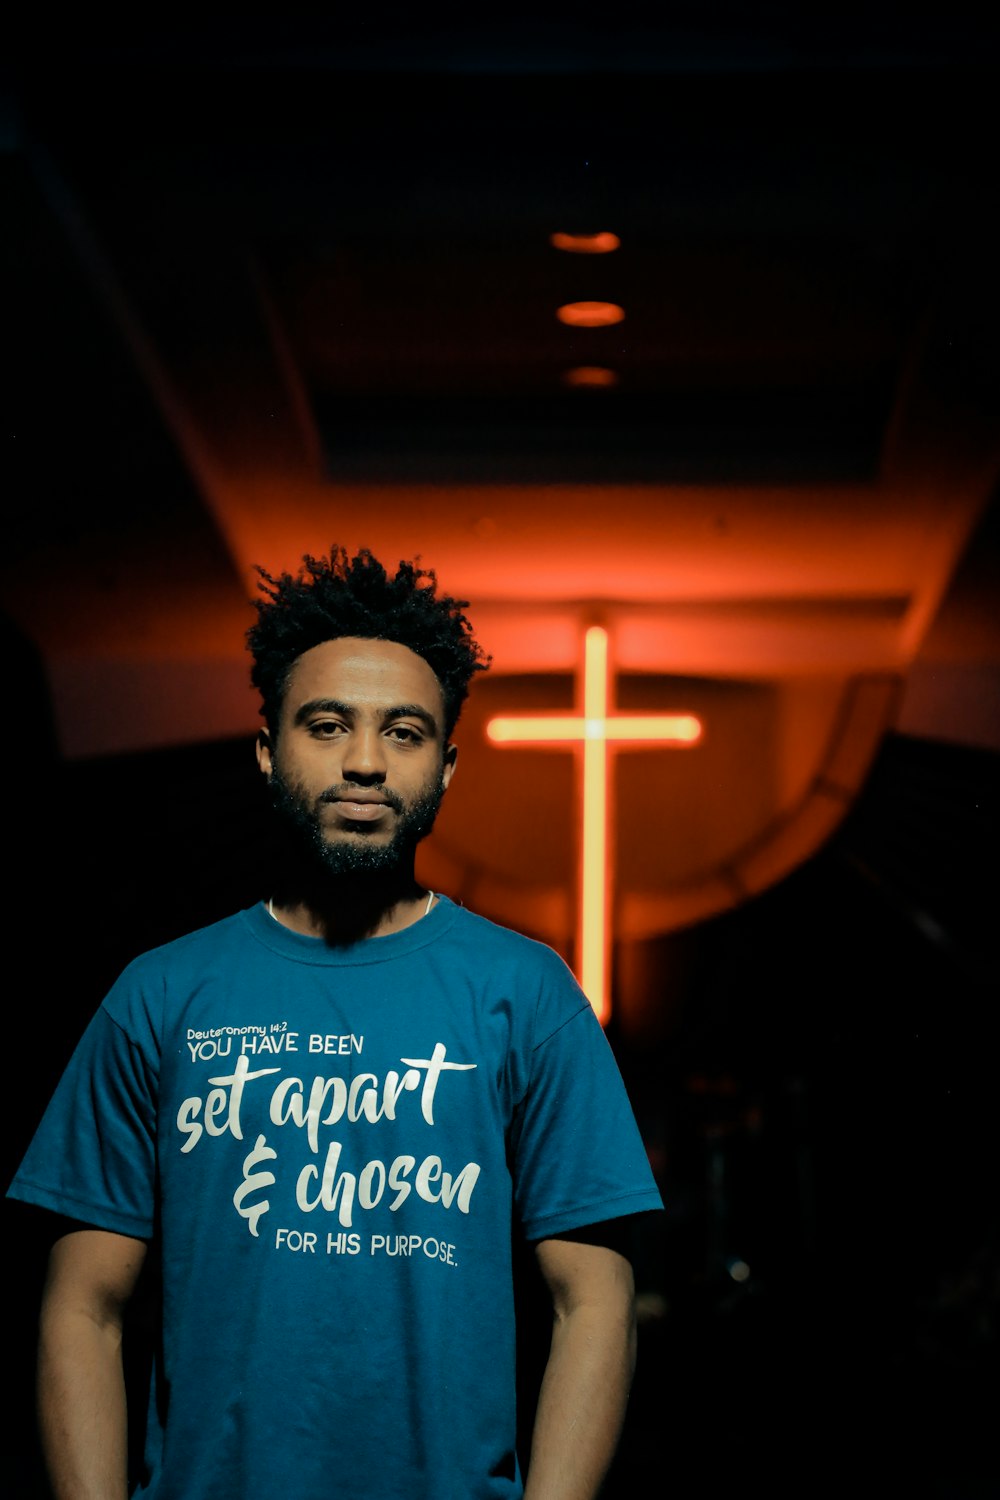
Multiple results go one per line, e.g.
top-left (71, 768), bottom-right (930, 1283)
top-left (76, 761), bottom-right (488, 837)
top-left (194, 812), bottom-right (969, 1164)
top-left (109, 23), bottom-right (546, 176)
top-left (37, 1227), bottom-right (148, 1500)
top-left (523, 1232), bottom-right (637, 1500)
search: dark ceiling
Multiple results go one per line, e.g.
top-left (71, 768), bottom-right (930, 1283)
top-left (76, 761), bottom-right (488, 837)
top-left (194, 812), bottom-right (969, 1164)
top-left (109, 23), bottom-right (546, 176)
top-left (8, 11), bottom-right (997, 477)
top-left (2, 8), bottom-right (998, 760)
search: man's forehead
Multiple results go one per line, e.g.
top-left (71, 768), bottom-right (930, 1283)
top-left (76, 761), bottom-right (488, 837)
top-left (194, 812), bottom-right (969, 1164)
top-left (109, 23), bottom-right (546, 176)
top-left (285, 636), bottom-right (445, 710)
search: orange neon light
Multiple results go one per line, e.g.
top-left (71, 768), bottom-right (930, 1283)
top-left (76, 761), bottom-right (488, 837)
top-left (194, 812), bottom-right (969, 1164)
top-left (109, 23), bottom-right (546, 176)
top-left (487, 714), bottom-right (701, 744)
top-left (549, 231), bottom-right (621, 254)
top-left (581, 626), bottom-right (609, 1023)
top-left (562, 366), bottom-right (620, 388)
top-left (555, 301), bottom-right (625, 328)
top-left (486, 627), bottom-right (703, 1023)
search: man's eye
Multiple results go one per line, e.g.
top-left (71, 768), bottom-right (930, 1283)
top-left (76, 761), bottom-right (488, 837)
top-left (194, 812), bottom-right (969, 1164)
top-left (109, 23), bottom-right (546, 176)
top-left (388, 726), bottom-right (421, 743)
top-left (309, 721), bottom-right (343, 738)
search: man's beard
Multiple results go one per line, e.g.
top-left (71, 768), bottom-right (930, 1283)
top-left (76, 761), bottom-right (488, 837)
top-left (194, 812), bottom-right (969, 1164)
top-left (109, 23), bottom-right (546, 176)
top-left (267, 764), bottom-right (447, 881)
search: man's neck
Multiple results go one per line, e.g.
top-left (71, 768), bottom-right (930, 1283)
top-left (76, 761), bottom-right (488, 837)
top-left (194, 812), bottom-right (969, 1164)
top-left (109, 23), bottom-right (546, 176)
top-left (267, 869), bottom-right (433, 944)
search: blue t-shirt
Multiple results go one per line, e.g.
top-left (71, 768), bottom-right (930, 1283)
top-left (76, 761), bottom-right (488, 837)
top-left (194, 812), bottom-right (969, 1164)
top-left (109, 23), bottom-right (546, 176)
top-left (9, 897), bottom-right (662, 1500)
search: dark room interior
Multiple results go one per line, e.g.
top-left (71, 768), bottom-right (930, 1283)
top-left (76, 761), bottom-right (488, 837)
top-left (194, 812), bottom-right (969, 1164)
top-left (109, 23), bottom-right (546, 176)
top-left (3, 11), bottom-right (998, 1498)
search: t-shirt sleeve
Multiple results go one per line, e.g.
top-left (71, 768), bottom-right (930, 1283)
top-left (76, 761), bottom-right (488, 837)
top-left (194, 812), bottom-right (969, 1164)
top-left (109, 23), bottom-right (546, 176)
top-left (510, 975), bottom-right (663, 1242)
top-left (7, 1002), bottom-right (159, 1239)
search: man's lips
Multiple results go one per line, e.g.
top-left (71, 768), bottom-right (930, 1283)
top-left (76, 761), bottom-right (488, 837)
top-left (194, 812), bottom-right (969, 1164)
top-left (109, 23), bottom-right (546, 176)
top-left (320, 789), bottom-right (402, 823)
top-left (333, 799), bottom-right (390, 822)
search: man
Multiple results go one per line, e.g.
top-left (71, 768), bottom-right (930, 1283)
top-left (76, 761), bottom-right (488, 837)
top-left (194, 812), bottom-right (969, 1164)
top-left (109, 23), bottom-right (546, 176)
top-left (8, 546), bottom-right (663, 1500)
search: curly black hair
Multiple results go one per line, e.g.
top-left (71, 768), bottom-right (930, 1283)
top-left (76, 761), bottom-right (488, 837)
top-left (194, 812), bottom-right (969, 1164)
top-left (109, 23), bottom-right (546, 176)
top-left (247, 546), bottom-right (490, 739)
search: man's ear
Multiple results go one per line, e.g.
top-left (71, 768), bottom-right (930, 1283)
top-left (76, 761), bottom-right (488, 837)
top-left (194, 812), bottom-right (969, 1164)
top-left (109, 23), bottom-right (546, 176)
top-left (442, 742), bottom-right (458, 790)
top-left (257, 729), bottom-right (273, 780)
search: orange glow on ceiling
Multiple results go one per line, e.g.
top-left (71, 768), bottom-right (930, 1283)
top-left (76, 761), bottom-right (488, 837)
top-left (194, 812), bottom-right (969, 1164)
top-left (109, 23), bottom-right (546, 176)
top-left (556, 301), bottom-right (626, 328)
top-left (562, 366), bottom-right (620, 388)
top-left (549, 231), bottom-right (621, 254)
top-left (486, 626), bottom-right (703, 1023)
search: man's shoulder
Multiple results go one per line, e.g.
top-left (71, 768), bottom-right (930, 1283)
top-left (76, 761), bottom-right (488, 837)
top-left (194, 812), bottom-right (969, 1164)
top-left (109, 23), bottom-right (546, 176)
top-left (443, 901), bottom-right (577, 982)
top-left (118, 907), bottom-right (255, 982)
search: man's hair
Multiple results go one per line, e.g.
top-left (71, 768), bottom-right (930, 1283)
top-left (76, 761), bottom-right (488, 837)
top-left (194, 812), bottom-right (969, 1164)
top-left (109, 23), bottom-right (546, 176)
top-left (247, 545), bottom-right (490, 739)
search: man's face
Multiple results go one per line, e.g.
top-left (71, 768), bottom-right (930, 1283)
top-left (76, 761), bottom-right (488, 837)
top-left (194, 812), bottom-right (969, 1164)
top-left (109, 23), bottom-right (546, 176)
top-left (258, 637), bottom-right (455, 877)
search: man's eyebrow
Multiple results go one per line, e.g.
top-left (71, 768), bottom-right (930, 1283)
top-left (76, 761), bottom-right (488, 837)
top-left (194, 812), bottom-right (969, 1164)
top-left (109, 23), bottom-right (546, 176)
top-left (384, 704), bottom-right (440, 735)
top-left (293, 698), bottom-right (354, 726)
top-left (292, 698), bottom-right (439, 735)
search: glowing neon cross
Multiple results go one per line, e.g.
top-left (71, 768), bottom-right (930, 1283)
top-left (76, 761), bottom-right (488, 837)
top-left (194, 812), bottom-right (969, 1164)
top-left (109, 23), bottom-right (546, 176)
top-left (486, 626), bottom-right (702, 1025)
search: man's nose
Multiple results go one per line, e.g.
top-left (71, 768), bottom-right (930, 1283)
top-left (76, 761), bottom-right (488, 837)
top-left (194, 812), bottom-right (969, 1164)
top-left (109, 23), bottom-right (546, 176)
top-left (341, 727), bottom-right (387, 784)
